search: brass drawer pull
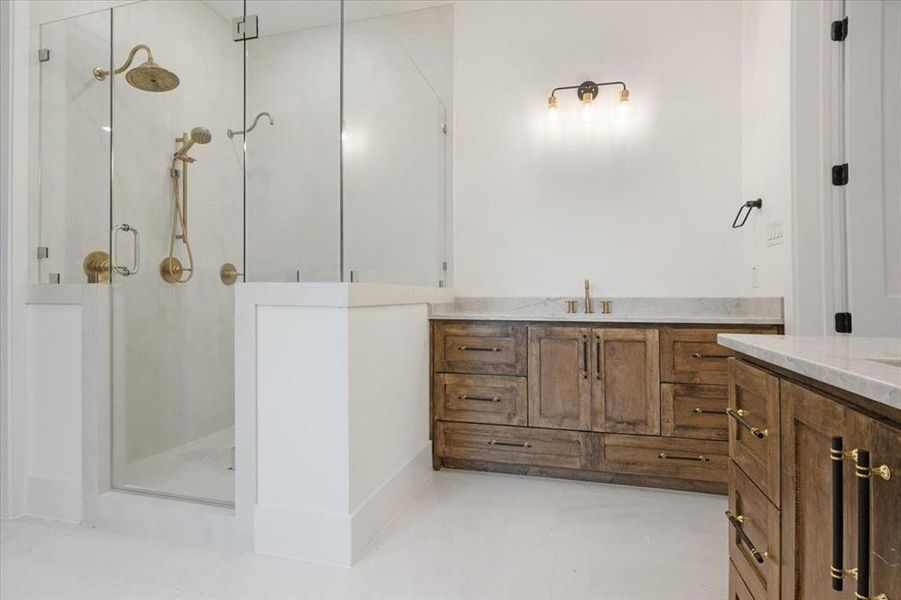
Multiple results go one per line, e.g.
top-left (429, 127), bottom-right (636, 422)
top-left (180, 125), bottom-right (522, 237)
top-left (690, 352), bottom-right (729, 360)
top-left (457, 346), bottom-right (502, 352)
top-left (658, 452), bottom-right (709, 463)
top-left (459, 395), bottom-right (501, 403)
top-left (582, 335), bottom-right (589, 379)
top-left (692, 407), bottom-right (727, 416)
top-left (726, 510), bottom-right (768, 564)
top-left (488, 439), bottom-right (531, 449)
top-left (727, 408), bottom-right (769, 439)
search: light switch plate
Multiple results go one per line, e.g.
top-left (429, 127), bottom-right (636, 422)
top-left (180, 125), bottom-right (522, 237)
top-left (766, 219), bottom-right (785, 246)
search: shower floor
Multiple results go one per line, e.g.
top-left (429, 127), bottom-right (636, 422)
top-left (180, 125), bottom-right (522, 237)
top-left (118, 427), bottom-right (235, 506)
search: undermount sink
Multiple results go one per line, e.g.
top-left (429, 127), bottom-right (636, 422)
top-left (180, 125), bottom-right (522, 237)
top-left (867, 357), bottom-right (901, 368)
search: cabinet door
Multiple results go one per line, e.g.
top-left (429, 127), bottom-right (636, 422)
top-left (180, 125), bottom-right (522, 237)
top-left (781, 381), bottom-right (854, 600)
top-left (852, 410), bottom-right (901, 599)
top-left (591, 328), bottom-right (660, 434)
top-left (528, 326), bottom-right (591, 430)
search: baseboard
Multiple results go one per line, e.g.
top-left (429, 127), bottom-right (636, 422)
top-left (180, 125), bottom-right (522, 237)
top-left (254, 443), bottom-right (433, 567)
top-left (255, 503), bottom-right (353, 566)
top-left (25, 476), bottom-right (81, 522)
top-left (350, 442), bottom-right (433, 562)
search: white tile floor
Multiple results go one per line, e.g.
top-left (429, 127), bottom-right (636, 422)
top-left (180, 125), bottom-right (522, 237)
top-left (0, 470), bottom-right (727, 599)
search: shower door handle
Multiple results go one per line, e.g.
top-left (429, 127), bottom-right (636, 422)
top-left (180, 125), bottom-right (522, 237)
top-left (112, 223), bottom-right (140, 276)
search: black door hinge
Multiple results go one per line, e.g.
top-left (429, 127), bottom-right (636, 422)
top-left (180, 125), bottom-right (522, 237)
top-left (834, 312), bottom-right (852, 334)
top-left (831, 17), bottom-right (848, 41)
top-left (832, 163), bottom-right (849, 186)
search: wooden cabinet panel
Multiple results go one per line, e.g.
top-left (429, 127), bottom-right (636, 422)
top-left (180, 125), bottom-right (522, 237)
top-left (780, 381), bottom-right (853, 600)
top-left (661, 383), bottom-right (728, 441)
top-left (434, 421), bottom-right (592, 470)
top-left (661, 327), bottom-right (778, 385)
top-left (849, 407), bottom-right (901, 600)
top-left (591, 328), bottom-right (660, 434)
top-left (602, 434), bottom-right (728, 483)
top-left (728, 462), bottom-right (781, 600)
top-left (729, 560), bottom-right (756, 600)
top-left (528, 326), bottom-right (591, 430)
top-left (728, 359), bottom-right (781, 506)
top-left (433, 373), bottom-right (527, 426)
top-left (433, 322), bottom-right (527, 376)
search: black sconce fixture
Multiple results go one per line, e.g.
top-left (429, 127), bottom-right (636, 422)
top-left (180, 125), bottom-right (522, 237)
top-left (547, 79), bottom-right (630, 111)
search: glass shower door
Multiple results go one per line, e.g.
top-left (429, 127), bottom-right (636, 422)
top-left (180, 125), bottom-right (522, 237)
top-left (109, 0), bottom-right (244, 506)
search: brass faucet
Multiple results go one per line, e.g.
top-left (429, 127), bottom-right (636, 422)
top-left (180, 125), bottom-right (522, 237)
top-left (584, 279), bottom-right (593, 314)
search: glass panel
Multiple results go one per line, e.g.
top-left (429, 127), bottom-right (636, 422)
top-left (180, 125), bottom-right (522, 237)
top-left (342, 1), bottom-right (450, 286)
top-left (34, 11), bottom-right (111, 284)
top-left (244, 0), bottom-right (342, 283)
top-left (110, 0), bottom-right (243, 506)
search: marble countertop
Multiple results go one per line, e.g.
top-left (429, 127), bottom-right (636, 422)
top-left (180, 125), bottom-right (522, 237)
top-left (717, 334), bottom-right (901, 410)
top-left (429, 297), bottom-right (784, 325)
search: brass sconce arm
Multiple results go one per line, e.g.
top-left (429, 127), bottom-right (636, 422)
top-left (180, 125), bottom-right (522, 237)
top-left (93, 44), bottom-right (154, 81)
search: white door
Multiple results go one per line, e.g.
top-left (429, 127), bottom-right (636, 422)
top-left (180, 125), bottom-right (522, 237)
top-left (846, 0), bottom-right (901, 335)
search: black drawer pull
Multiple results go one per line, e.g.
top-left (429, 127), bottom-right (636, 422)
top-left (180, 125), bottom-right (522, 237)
top-left (459, 395), bottom-right (500, 403)
top-left (692, 407), bottom-right (727, 416)
top-left (657, 452), bottom-right (709, 463)
top-left (488, 439), bottom-right (530, 449)
top-left (690, 352), bottom-right (729, 360)
top-left (726, 408), bottom-right (769, 439)
top-left (726, 510), bottom-right (768, 564)
top-left (457, 345), bottom-right (502, 352)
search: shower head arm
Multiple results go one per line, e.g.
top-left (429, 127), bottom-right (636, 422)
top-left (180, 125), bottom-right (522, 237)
top-left (93, 44), bottom-right (154, 80)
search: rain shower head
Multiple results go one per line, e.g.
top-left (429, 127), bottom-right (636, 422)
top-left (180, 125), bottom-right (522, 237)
top-left (93, 44), bottom-right (180, 92)
top-left (174, 127), bottom-right (212, 161)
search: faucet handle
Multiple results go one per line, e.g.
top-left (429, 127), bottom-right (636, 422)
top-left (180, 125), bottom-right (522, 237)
top-left (565, 300), bottom-right (578, 314)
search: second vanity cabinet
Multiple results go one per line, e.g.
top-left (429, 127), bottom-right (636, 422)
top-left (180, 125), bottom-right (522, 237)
top-left (725, 357), bottom-right (900, 600)
top-left (432, 320), bottom-right (779, 494)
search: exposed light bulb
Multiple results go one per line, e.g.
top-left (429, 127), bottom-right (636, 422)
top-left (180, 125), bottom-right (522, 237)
top-left (547, 95), bottom-right (557, 111)
top-left (580, 91), bottom-right (594, 105)
top-left (617, 88), bottom-right (634, 121)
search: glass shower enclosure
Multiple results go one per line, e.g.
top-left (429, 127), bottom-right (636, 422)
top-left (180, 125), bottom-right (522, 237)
top-left (30, 0), bottom-right (450, 507)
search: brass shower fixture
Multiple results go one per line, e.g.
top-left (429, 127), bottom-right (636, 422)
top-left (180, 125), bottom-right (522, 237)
top-left (93, 44), bottom-right (180, 92)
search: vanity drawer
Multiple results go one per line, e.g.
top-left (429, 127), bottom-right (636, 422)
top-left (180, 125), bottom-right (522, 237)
top-left (660, 327), bottom-right (778, 385)
top-left (728, 461), bottom-right (780, 600)
top-left (661, 383), bottom-right (729, 441)
top-left (728, 359), bottom-right (781, 507)
top-left (602, 434), bottom-right (728, 483)
top-left (433, 373), bottom-right (527, 426)
top-left (433, 322), bottom-right (527, 376)
top-left (434, 422), bottom-right (592, 470)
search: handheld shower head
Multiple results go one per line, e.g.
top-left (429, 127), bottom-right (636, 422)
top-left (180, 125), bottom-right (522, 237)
top-left (190, 127), bottom-right (212, 145)
top-left (174, 127), bottom-right (212, 160)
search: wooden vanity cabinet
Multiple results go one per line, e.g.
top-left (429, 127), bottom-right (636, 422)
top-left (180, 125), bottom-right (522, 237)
top-left (728, 360), bottom-right (900, 600)
top-left (432, 321), bottom-right (779, 494)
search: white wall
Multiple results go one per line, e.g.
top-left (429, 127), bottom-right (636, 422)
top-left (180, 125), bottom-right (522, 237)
top-left (0, 0), bottom-right (14, 519)
top-left (738, 0), bottom-right (793, 328)
top-left (453, 1), bottom-right (745, 297)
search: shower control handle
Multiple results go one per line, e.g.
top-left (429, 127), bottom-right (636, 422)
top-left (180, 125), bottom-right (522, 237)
top-left (112, 224), bottom-right (140, 276)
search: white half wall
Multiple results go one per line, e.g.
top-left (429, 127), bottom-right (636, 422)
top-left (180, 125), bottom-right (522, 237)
top-left (239, 283), bottom-right (451, 565)
top-left (24, 298), bottom-right (82, 522)
top-left (453, 0), bottom-right (745, 297)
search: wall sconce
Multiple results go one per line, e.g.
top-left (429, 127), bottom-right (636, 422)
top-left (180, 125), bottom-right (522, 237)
top-left (547, 79), bottom-right (630, 111)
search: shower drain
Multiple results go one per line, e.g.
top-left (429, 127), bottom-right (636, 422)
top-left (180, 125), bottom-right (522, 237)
top-left (179, 447), bottom-right (233, 471)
